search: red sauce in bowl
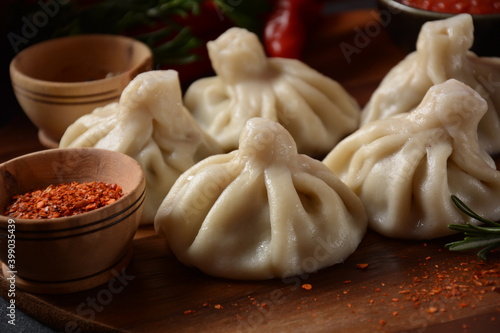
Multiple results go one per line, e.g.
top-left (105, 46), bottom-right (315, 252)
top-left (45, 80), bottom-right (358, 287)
top-left (400, 0), bottom-right (500, 14)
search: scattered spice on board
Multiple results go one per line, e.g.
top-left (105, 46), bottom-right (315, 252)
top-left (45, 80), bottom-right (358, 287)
top-left (4, 181), bottom-right (123, 219)
top-left (426, 306), bottom-right (438, 314)
top-left (301, 283), bottom-right (312, 291)
top-left (335, 239), bottom-right (500, 331)
top-left (356, 263), bottom-right (369, 270)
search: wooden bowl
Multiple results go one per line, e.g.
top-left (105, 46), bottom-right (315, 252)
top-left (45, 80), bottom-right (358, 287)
top-left (9, 34), bottom-right (153, 148)
top-left (377, 0), bottom-right (500, 56)
top-left (0, 148), bottom-right (146, 294)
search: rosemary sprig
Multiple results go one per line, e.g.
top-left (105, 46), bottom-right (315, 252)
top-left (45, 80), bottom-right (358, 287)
top-left (445, 195), bottom-right (500, 260)
top-left (50, 0), bottom-right (206, 66)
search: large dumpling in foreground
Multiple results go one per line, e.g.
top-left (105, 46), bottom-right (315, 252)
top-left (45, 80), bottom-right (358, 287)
top-left (324, 79), bottom-right (500, 240)
top-left (362, 14), bottom-right (500, 155)
top-left (184, 27), bottom-right (360, 158)
top-left (60, 70), bottom-right (223, 224)
top-left (154, 117), bottom-right (367, 280)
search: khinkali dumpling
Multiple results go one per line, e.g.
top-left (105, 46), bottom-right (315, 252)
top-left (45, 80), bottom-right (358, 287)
top-left (362, 14), bottom-right (500, 154)
top-left (154, 117), bottom-right (367, 280)
top-left (184, 27), bottom-right (360, 157)
top-left (60, 70), bottom-right (223, 224)
top-left (324, 79), bottom-right (500, 240)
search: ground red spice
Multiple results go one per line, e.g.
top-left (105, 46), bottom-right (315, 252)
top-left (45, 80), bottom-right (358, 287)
top-left (356, 263), bottom-right (369, 270)
top-left (301, 283), bottom-right (313, 290)
top-left (333, 244), bottom-right (500, 331)
top-left (4, 181), bottom-right (123, 219)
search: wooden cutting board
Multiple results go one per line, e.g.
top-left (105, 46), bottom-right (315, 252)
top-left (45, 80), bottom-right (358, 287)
top-left (1, 9), bottom-right (499, 333)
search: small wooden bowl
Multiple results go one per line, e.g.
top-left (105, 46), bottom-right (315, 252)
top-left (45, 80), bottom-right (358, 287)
top-left (9, 34), bottom-right (153, 148)
top-left (0, 148), bottom-right (145, 294)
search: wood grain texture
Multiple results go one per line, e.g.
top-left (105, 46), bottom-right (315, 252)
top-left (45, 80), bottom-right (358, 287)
top-left (1, 9), bottom-right (500, 333)
top-left (29, 228), bottom-right (500, 333)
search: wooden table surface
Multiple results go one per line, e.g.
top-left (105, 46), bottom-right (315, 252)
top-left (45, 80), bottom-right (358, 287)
top-left (1, 9), bottom-right (500, 333)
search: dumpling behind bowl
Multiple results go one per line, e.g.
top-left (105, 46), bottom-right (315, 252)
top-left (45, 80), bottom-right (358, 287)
top-left (324, 79), bottom-right (500, 240)
top-left (59, 70), bottom-right (223, 224)
top-left (154, 117), bottom-right (367, 280)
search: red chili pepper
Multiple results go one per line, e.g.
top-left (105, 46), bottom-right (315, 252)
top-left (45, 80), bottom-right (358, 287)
top-left (264, 0), bottom-right (323, 59)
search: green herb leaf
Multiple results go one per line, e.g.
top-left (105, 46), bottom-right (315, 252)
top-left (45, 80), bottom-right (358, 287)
top-left (446, 195), bottom-right (500, 260)
top-left (213, 0), bottom-right (272, 34)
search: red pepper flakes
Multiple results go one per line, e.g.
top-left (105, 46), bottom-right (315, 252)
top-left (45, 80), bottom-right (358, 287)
top-left (4, 181), bottom-right (123, 219)
top-left (356, 263), bottom-right (369, 270)
top-left (323, 235), bottom-right (500, 330)
top-left (426, 306), bottom-right (438, 314)
top-left (214, 304), bottom-right (223, 309)
top-left (301, 283), bottom-right (312, 291)
top-left (183, 309), bottom-right (195, 315)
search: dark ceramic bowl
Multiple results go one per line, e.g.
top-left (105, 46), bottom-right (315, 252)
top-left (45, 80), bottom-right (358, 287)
top-left (377, 0), bottom-right (500, 56)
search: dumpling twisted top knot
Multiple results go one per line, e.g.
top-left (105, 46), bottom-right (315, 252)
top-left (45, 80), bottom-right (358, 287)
top-left (408, 77), bottom-right (487, 146)
top-left (155, 117), bottom-right (367, 280)
top-left (185, 27), bottom-right (360, 157)
top-left (207, 27), bottom-right (270, 84)
top-left (238, 117), bottom-right (297, 168)
top-left (415, 13), bottom-right (473, 77)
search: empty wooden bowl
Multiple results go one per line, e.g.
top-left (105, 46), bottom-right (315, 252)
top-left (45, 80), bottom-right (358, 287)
top-left (9, 34), bottom-right (153, 148)
top-left (0, 148), bottom-right (145, 294)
